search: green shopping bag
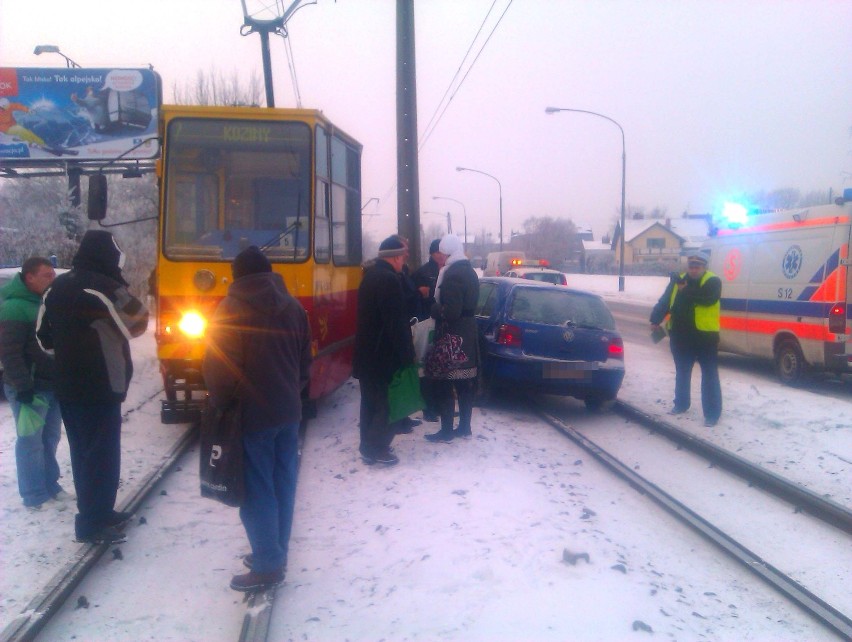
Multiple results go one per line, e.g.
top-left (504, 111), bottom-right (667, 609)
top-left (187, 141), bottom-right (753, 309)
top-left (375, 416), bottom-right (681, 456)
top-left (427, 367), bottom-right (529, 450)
top-left (15, 394), bottom-right (49, 437)
top-left (387, 364), bottom-right (425, 424)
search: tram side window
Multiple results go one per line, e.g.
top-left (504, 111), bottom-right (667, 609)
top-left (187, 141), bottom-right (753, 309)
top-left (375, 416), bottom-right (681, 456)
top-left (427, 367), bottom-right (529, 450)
top-left (330, 136), bottom-right (362, 266)
top-left (315, 126), bottom-right (331, 263)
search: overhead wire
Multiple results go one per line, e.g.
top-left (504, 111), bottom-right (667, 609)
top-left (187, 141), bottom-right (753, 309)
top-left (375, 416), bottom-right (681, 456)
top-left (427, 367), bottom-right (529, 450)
top-left (418, 0), bottom-right (514, 152)
top-left (375, 0), bottom-right (514, 221)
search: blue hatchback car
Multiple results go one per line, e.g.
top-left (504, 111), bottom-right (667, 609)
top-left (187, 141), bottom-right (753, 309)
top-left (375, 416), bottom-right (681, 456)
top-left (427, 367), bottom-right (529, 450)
top-left (475, 277), bottom-right (625, 409)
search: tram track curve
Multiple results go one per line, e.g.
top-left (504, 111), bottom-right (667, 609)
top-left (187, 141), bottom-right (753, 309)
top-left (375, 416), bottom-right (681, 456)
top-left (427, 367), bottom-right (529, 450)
top-left (533, 399), bottom-right (852, 640)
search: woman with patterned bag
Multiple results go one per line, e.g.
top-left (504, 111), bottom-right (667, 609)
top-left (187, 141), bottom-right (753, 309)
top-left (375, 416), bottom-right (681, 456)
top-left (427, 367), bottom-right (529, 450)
top-left (424, 234), bottom-right (480, 443)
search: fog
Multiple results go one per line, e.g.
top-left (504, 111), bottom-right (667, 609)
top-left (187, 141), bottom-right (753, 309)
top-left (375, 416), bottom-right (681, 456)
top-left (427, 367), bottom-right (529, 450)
top-left (2, 0), bottom-right (850, 242)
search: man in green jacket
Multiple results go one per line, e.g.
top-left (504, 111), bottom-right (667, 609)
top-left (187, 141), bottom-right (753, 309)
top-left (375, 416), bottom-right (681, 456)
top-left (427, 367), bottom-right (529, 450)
top-left (0, 257), bottom-right (68, 509)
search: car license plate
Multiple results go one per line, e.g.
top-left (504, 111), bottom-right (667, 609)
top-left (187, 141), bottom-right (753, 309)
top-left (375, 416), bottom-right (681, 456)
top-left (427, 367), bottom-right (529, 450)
top-left (543, 362), bottom-right (597, 379)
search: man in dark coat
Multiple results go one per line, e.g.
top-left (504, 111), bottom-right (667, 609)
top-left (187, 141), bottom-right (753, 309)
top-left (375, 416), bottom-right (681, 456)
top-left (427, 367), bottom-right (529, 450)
top-left (411, 239), bottom-right (444, 421)
top-left (353, 235), bottom-right (416, 465)
top-left (203, 245), bottom-right (312, 592)
top-left (36, 231), bottom-right (149, 544)
top-left (650, 250), bottom-right (722, 426)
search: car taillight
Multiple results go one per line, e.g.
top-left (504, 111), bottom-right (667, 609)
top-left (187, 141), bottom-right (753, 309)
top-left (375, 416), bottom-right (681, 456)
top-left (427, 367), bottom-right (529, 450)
top-left (496, 323), bottom-right (523, 347)
top-left (560, 275), bottom-right (567, 285)
top-left (608, 337), bottom-right (624, 359)
top-left (828, 302), bottom-right (847, 333)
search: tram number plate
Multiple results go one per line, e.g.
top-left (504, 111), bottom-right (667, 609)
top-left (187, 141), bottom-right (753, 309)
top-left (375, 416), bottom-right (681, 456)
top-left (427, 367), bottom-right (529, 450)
top-left (543, 362), bottom-right (596, 379)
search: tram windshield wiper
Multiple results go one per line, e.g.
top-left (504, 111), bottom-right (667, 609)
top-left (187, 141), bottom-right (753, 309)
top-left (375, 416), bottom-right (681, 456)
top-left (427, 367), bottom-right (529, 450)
top-left (259, 218), bottom-right (305, 253)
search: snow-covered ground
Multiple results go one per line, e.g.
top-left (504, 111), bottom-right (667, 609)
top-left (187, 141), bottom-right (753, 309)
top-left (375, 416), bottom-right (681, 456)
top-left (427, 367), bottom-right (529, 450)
top-left (1, 275), bottom-right (850, 641)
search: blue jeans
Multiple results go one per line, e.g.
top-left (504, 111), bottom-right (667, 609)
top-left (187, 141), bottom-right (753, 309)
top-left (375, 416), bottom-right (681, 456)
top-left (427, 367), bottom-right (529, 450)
top-left (5, 384), bottom-right (64, 507)
top-left (670, 337), bottom-right (722, 421)
top-left (239, 422), bottom-right (300, 574)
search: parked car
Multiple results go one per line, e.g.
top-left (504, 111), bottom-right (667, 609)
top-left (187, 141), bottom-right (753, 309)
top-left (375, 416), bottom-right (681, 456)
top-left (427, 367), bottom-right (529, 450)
top-left (475, 277), bottom-right (625, 409)
top-left (503, 261), bottom-right (568, 285)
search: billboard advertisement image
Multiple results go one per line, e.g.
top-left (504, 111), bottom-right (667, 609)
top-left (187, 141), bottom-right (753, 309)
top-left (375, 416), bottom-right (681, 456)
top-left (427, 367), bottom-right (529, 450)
top-left (0, 67), bottom-right (161, 161)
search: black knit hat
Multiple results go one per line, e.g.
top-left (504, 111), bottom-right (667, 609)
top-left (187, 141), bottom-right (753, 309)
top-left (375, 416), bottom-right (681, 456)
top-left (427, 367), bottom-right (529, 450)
top-left (378, 235), bottom-right (406, 258)
top-left (232, 246), bottom-right (272, 279)
top-left (429, 239), bottom-right (441, 255)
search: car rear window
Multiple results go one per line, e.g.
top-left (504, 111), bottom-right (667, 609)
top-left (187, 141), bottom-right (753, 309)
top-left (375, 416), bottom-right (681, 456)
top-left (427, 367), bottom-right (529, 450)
top-left (508, 288), bottom-right (615, 330)
top-left (525, 272), bottom-right (564, 285)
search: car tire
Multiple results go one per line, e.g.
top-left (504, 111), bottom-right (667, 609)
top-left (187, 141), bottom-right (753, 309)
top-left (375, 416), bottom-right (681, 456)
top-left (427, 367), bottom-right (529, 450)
top-left (584, 394), bottom-right (614, 412)
top-left (774, 339), bottom-right (807, 386)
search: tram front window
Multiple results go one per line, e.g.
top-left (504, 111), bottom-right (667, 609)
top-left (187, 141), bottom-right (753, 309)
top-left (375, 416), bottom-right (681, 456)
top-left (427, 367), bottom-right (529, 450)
top-left (163, 118), bottom-right (312, 261)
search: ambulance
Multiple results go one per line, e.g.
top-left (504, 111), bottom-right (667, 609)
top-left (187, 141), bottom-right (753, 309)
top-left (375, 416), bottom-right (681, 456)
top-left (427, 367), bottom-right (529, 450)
top-left (702, 190), bottom-right (851, 384)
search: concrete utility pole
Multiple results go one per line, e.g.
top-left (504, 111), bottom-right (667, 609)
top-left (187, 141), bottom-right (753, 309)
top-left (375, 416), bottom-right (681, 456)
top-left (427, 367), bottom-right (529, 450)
top-left (396, 0), bottom-right (421, 267)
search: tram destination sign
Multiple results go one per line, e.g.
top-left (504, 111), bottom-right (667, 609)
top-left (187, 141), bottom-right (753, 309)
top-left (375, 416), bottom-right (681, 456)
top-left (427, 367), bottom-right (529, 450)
top-left (0, 67), bottom-right (161, 161)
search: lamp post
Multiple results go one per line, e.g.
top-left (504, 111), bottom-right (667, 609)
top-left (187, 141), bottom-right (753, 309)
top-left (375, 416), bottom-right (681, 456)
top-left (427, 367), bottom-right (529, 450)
top-left (33, 45), bottom-right (81, 68)
top-left (423, 210), bottom-right (451, 234)
top-left (456, 167), bottom-right (502, 251)
top-left (432, 196), bottom-right (467, 249)
top-left (545, 106), bottom-right (626, 292)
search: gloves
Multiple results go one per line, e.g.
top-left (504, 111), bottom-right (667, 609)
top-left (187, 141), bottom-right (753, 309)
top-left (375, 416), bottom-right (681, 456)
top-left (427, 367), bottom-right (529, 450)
top-left (16, 389), bottom-right (34, 405)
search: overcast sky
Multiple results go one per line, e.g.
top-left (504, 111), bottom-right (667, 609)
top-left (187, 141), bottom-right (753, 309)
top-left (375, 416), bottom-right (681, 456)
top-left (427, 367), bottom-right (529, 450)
top-left (2, 0), bottom-right (851, 243)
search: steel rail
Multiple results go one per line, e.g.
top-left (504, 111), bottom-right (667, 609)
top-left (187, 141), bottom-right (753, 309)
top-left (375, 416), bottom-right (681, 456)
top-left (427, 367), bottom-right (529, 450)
top-left (0, 422), bottom-right (198, 642)
top-left (614, 400), bottom-right (852, 535)
top-left (535, 407), bottom-right (852, 640)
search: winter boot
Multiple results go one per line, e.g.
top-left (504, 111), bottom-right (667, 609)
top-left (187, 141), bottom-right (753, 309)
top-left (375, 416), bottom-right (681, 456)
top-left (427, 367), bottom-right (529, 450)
top-left (425, 429), bottom-right (454, 443)
top-left (230, 568), bottom-right (284, 592)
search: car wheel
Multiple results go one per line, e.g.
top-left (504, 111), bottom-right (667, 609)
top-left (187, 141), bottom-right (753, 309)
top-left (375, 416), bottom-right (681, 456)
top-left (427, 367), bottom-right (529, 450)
top-left (774, 339), bottom-right (806, 386)
top-left (584, 394), bottom-right (614, 412)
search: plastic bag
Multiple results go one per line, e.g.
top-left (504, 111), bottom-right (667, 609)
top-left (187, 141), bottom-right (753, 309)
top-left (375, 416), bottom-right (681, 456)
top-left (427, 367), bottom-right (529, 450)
top-left (411, 317), bottom-right (435, 367)
top-left (15, 394), bottom-right (49, 437)
top-left (199, 399), bottom-right (245, 507)
top-left (387, 364), bottom-right (425, 424)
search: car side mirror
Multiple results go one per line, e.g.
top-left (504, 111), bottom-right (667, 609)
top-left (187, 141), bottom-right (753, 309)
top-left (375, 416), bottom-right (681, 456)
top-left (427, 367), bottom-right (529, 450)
top-left (87, 174), bottom-right (107, 221)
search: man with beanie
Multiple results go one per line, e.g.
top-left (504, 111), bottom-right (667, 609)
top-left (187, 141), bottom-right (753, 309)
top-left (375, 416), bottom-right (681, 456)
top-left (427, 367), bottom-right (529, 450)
top-left (36, 231), bottom-right (149, 544)
top-left (411, 239), bottom-right (445, 422)
top-left (650, 250), bottom-right (723, 426)
top-left (0, 256), bottom-right (68, 510)
top-left (203, 245), bottom-right (312, 592)
top-left (353, 235), bottom-right (416, 465)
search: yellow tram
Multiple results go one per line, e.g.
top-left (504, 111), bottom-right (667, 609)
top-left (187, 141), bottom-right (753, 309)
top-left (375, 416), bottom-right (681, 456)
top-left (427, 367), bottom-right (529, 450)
top-left (154, 105), bottom-right (363, 422)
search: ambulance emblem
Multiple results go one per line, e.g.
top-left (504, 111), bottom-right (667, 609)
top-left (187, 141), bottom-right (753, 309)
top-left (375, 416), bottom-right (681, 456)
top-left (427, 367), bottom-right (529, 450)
top-left (782, 245), bottom-right (802, 279)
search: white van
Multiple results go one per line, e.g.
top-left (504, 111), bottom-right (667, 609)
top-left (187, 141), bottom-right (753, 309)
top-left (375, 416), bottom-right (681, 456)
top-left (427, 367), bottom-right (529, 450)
top-left (483, 251), bottom-right (525, 277)
top-left (702, 191), bottom-right (851, 384)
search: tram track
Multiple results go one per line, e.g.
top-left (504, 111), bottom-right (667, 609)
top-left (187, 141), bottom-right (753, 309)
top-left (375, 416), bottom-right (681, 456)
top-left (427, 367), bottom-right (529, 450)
top-left (533, 399), bottom-right (852, 640)
top-left (0, 420), bottom-right (198, 642)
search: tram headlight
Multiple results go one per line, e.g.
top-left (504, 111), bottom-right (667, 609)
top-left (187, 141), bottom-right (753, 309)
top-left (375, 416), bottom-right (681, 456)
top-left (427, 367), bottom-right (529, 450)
top-left (177, 311), bottom-right (207, 338)
top-left (193, 269), bottom-right (216, 292)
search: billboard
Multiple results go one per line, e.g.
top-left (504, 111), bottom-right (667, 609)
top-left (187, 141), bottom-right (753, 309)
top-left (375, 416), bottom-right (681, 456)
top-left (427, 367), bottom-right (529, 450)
top-left (0, 67), bottom-right (161, 162)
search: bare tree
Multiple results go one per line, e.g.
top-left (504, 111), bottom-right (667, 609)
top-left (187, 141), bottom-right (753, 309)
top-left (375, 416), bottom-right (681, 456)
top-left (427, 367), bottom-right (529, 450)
top-left (171, 67), bottom-right (263, 107)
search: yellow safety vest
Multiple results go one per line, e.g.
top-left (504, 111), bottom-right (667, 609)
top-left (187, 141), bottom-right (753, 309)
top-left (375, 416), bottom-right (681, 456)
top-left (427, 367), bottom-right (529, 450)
top-left (668, 270), bottom-right (720, 332)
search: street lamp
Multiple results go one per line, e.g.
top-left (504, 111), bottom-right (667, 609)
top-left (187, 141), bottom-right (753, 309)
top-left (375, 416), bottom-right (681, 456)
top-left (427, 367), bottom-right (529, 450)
top-left (33, 45), bottom-right (80, 68)
top-left (545, 106), bottom-right (627, 292)
top-left (423, 210), bottom-right (451, 234)
top-left (432, 196), bottom-right (467, 249)
top-left (456, 167), bottom-right (503, 251)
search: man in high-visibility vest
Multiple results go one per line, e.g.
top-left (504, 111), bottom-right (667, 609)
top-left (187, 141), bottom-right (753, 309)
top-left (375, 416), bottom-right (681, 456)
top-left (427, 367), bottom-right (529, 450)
top-left (650, 250), bottom-right (722, 427)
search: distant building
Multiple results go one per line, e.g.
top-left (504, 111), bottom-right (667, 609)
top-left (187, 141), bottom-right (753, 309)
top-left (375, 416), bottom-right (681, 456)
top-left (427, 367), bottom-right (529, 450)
top-left (611, 215), bottom-right (712, 267)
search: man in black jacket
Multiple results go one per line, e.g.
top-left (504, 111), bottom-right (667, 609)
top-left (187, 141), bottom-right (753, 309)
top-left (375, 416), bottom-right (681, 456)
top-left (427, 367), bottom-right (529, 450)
top-left (36, 231), bottom-right (149, 544)
top-left (411, 239), bottom-right (444, 422)
top-left (203, 246), bottom-right (312, 592)
top-left (353, 235), bottom-right (416, 465)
